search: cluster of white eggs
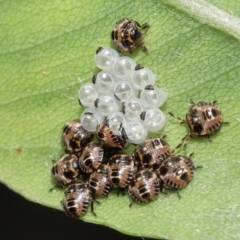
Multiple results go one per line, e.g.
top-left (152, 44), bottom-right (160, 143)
top-left (78, 47), bottom-right (167, 144)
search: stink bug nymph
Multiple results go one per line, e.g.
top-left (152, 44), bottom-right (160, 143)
top-left (62, 119), bottom-right (93, 153)
top-left (111, 18), bottom-right (150, 54)
top-left (78, 142), bottom-right (104, 173)
top-left (169, 99), bottom-right (229, 149)
top-left (128, 169), bottom-right (160, 206)
top-left (108, 154), bottom-right (134, 189)
top-left (134, 137), bottom-right (172, 170)
top-left (96, 122), bottom-right (128, 149)
top-left (61, 182), bottom-right (97, 218)
top-left (158, 153), bottom-right (202, 197)
top-left (88, 164), bottom-right (111, 198)
top-left (51, 153), bottom-right (80, 188)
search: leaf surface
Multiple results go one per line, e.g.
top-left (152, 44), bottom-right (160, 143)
top-left (0, 0), bottom-right (240, 239)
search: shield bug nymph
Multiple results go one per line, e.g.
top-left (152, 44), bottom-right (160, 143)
top-left (96, 122), bottom-right (128, 149)
top-left (51, 153), bottom-right (80, 188)
top-left (128, 169), bottom-right (160, 206)
top-left (169, 99), bottom-right (229, 149)
top-left (158, 153), bottom-right (202, 197)
top-left (88, 164), bottom-right (111, 198)
top-left (61, 182), bottom-right (98, 218)
top-left (134, 137), bottom-right (173, 170)
top-left (62, 119), bottom-right (93, 153)
top-left (111, 18), bottom-right (150, 54)
top-left (78, 142), bottom-right (104, 173)
top-left (108, 154), bottom-right (134, 190)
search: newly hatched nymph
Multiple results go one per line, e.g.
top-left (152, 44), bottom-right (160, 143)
top-left (169, 99), bottom-right (228, 149)
top-left (51, 153), bottom-right (80, 188)
top-left (158, 153), bottom-right (201, 196)
top-left (108, 154), bottom-right (134, 190)
top-left (111, 18), bottom-right (150, 53)
top-left (128, 169), bottom-right (160, 206)
top-left (62, 119), bottom-right (93, 153)
top-left (96, 122), bottom-right (127, 149)
top-left (78, 142), bottom-right (104, 173)
top-left (88, 164), bottom-right (111, 198)
top-left (134, 137), bottom-right (172, 170)
top-left (61, 182), bottom-right (96, 218)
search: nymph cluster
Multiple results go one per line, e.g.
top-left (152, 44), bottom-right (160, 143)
top-left (49, 17), bottom-right (227, 219)
top-left (51, 119), bottom-right (199, 218)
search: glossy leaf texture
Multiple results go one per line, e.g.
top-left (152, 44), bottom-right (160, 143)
top-left (0, 0), bottom-right (239, 239)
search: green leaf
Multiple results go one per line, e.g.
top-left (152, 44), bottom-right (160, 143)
top-left (0, 0), bottom-right (240, 239)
